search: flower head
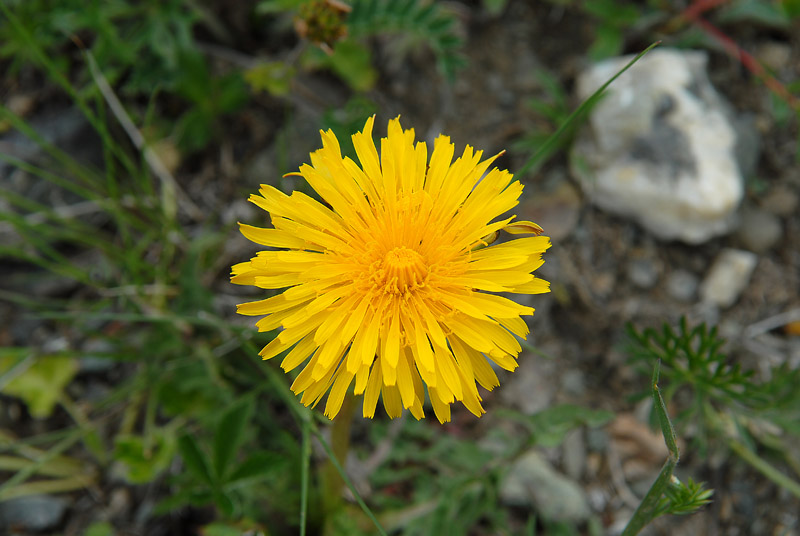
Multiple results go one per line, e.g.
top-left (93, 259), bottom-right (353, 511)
top-left (232, 116), bottom-right (550, 423)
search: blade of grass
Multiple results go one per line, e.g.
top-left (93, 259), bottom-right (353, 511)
top-left (0, 245), bottom-right (95, 287)
top-left (517, 40), bottom-right (661, 177)
top-left (0, 474), bottom-right (96, 501)
top-left (0, 428), bottom-right (85, 498)
top-left (729, 439), bottom-right (800, 500)
top-left (83, 49), bottom-right (203, 221)
top-left (0, 138), bottom-right (102, 200)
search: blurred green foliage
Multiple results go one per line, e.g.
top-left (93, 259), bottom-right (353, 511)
top-left (0, 0), bottom-right (246, 152)
top-left (627, 319), bottom-right (800, 500)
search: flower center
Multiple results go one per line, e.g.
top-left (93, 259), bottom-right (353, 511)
top-left (380, 246), bottom-right (428, 295)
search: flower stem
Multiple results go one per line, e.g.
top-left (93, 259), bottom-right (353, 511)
top-left (321, 391), bottom-right (357, 532)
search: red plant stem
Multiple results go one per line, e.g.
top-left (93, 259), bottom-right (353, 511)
top-left (692, 16), bottom-right (800, 111)
top-left (681, 0), bottom-right (730, 20)
top-left (678, 0), bottom-right (800, 112)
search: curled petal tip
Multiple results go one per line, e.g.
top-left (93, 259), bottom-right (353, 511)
top-left (504, 220), bottom-right (544, 236)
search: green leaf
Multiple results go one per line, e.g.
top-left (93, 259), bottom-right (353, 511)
top-left (227, 450), bottom-right (283, 485)
top-left (174, 107), bottom-right (213, 152)
top-left (524, 404), bottom-right (615, 447)
top-left (328, 40), bottom-right (377, 92)
top-left (213, 488), bottom-right (236, 518)
top-left (1, 353), bottom-right (78, 418)
top-left (0, 347), bottom-right (32, 390)
top-left (200, 522), bottom-right (248, 536)
top-left (719, 0), bottom-right (791, 27)
top-left (85, 522), bottom-right (115, 536)
top-left (347, 0), bottom-right (465, 82)
top-left (178, 434), bottom-right (214, 486)
top-left (113, 431), bottom-right (177, 484)
top-left (216, 73), bottom-right (248, 113)
top-left (256, 0), bottom-right (306, 14)
top-left (583, 0), bottom-right (639, 25)
top-left (244, 62), bottom-right (296, 96)
top-left (782, 0), bottom-right (800, 18)
top-left (652, 362), bottom-right (679, 461)
top-left (482, 0), bottom-right (508, 15)
top-left (589, 23), bottom-right (624, 61)
top-left (155, 488), bottom-right (215, 514)
top-left (157, 360), bottom-right (228, 418)
top-left (213, 395), bottom-right (255, 482)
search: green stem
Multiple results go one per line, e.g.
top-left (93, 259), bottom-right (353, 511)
top-left (621, 362), bottom-right (681, 536)
top-left (729, 440), bottom-right (800, 500)
top-left (620, 459), bottom-right (677, 536)
top-left (321, 392), bottom-right (357, 530)
top-left (312, 414), bottom-right (388, 536)
top-left (300, 416), bottom-right (311, 536)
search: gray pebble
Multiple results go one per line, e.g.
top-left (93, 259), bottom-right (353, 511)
top-left (0, 495), bottom-right (68, 532)
top-left (627, 258), bottom-right (660, 289)
top-left (665, 269), bottom-right (700, 302)
top-left (761, 185), bottom-right (798, 217)
top-left (736, 206), bottom-right (782, 253)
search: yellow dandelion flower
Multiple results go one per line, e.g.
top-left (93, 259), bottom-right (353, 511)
top-left (232, 116), bottom-right (550, 423)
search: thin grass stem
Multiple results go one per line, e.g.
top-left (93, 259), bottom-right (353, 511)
top-left (517, 40), bottom-right (661, 177)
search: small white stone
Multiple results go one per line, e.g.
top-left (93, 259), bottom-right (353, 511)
top-left (700, 248), bottom-right (759, 308)
top-left (570, 49), bottom-right (745, 244)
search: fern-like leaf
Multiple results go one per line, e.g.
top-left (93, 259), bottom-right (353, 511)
top-left (347, 0), bottom-right (465, 81)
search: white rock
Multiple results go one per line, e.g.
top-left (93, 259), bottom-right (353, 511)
top-left (571, 49), bottom-right (744, 244)
top-left (700, 248), bottom-right (758, 308)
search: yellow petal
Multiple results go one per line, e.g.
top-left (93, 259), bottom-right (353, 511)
top-left (238, 223), bottom-right (307, 249)
top-left (324, 368), bottom-right (354, 419)
top-left (362, 362), bottom-right (382, 418)
top-left (504, 220), bottom-right (544, 236)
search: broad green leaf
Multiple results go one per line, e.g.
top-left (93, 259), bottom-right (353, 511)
top-left (155, 488), bottom-right (214, 514)
top-left (526, 404), bottom-right (615, 447)
top-left (227, 450), bottom-right (283, 485)
top-left (244, 62), bottom-right (296, 96)
top-left (328, 40), bottom-right (377, 92)
top-left (213, 395), bottom-right (254, 482)
top-left (213, 488), bottom-right (235, 518)
top-left (114, 431), bottom-right (177, 484)
top-left (589, 24), bottom-right (624, 61)
top-left (1, 353), bottom-right (78, 418)
top-left (178, 434), bottom-right (214, 486)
